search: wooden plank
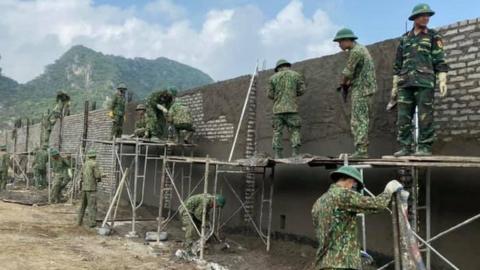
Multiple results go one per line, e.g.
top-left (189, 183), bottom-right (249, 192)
top-left (361, 161), bottom-right (480, 168)
top-left (2, 199), bottom-right (48, 206)
top-left (382, 155), bottom-right (480, 163)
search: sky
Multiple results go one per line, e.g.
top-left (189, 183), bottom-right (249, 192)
top-left (0, 0), bottom-right (479, 83)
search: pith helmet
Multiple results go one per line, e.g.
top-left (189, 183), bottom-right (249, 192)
top-left (215, 194), bottom-right (226, 207)
top-left (330, 165), bottom-right (364, 190)
top-left (136, 104), bottom-right (146, 111)
top-left (409, 3), bottom-right (435, 21)
top-left (333, 28), bottom-right (358, 42)
top-left (87, 149), bottom-right (97, 158)
top-left (50, 148), bottom-right (60, 156)
top-left (117, 82), bottom-right (127, 91)
top-left (275, 59), bottom-right (291, 72)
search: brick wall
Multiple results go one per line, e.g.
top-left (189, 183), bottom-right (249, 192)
top-left (179, 92), bottom-right (235, 142)
top-left (435, 18), bottom-right (480, 142)
top-left (85, 109), bottom-right (115, 194)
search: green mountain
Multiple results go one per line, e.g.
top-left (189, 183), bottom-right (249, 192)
top-left (0, 74), bottom-right (19, 101)
top-left (0, 45), bottom-right (213, 127)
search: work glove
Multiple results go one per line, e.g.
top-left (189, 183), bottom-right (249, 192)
top-left (386, 75), bottom-right (399, 111)
top-left (384, 180), bottom-right (403, 195)
top-left (438, 72), bottom-right (448, 97)
top-left (156, 104), bottom-right (168, 114)
top-left (108, 111), bottom-right (114, 119)
top-left (67, 169), bottom-right (73, 178)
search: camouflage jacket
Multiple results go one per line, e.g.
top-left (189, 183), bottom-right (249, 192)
top-left (342, 43), bottom-right (377, 96)
top-left (51, 156), bottom-right (70, 177)
top-left (393, 28), bottom-right (449, 89)
top-left (311, 184), bottom-right (391, 269)
top-left (82, 158), bottom-right (102, 191)
top-left (146, 91), bottom-right (174, 114)
top-left (109, 93), bottom-right (126, 118)
top-left (179, 194), bottom-right (213, 220)
top-left (168, 100), bottom-right (193, 125)
top-left (0, 153), bottom-right (10, 174)
top-left (268, 69), bottom-right (305, 114)
top-left (134, 114), bottom-right (147, 134)
top-left (33, 149), bottom-right (48, 171)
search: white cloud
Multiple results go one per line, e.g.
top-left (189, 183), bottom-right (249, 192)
top-left (0, 0), bottom-right (339, 83)
top-left (260, 0), bottom-right (338, 62)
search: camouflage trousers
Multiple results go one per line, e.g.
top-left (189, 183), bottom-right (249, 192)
top-left (42, 125), bottom-right (53, 145)
top-left (397, 87), bottom-right (435, 150)
top-left (181, 211), bottom-right (201, 248)
top-left (111, 115), bottom-right (124, 139)
top-left (272, 113), bottom-right (302, 151)
top-left (0, 171), bottom-right (7, 190)
top-left (351, 93), bottom-right (373, 151)
top-left (34, 168), bottom-right (47, 189)
top-left (77, 191), bottom-right (97, 227)
top-left (145, 113), bottom-right (167, 139)
top-left (51, 174), bottom-right (70, 203)
top-left (173, 123), bottom-right (195, 143)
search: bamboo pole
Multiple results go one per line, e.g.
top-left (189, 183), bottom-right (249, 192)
top-left (101, 168), bottom-right (129, 228)
top-left (47, 148), bottom-right (51, 204)
top-left (156, 146), bottom-right (168, 244)
top-left (391, 193), bottom-right (401, 270)
top-left (228, 63), bottom-right (258, 162)
top-left (199, 156), bottom-right (210, 260)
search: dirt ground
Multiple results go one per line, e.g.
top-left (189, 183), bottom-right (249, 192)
top-left (0, 201), bottom-right (197, 270)
top-left (0, 196), bottom-right (320, 270)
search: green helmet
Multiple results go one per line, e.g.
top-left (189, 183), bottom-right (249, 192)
top-left (117, 82), bottom-right (127, 91)
top-left (333, 28), bottom-right (358, 42)
top-left (0, 145), bottom-right (7, 151)
top-left (215, 194), bottom-right (226, 208)
top-left (50, 148), bottom-right (60, 157)
top-left (275, 59), bottom-right (291, 72)
top-left (167, 87), bottom-right (178, 97)
top-left (136, 104), bottom-right (146, 111)
top-left (409, 3), bottom-right (435, 21)
top-left (56, 91), bottom-right (70, 102)
top-left (87, 149), bottom-right (97, 158)
top-left (330, 165), bottom-right (364, 190)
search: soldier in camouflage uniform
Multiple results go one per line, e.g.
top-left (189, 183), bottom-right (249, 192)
top-left (145, 89), bottom-right (174, 139)
top-left (389, 3), bottom-right (449, 156)
top-left (52, 91), bottom-right (71, 120)
top-left (179, 193), bottom-right (226, 249)
top-left (0, 145), bottom-right (10, 191)
top-left (77, 150), bottom-right (102, 228)
top-left (40, 112), bottom-right (52, 145)
top-left (157, 89), bottom-right (195, 144)
top-left (33, 144), bottom-right (48, 189)
top-left (109, 83), bottom-right (127, 139)
top-left (334, 28), bottom-right (377, 159)
top-left (50, 148), bottom-right (71, 203)
top-left (41, 92), bottom-right (71, 145)
top-left (268, 59), bottom-right (306, 158)
top-left (311, 166), bottom-right (402, 269)
top-left (134, 104), bottom-right (147, 138)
